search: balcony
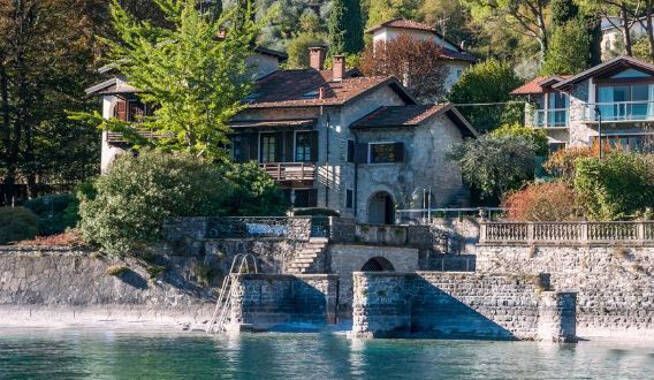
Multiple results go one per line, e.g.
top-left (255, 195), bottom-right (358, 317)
top-left (533, 108), bottom-right (569, 129)
top-left (582, 101), bottom-right (654, 123)
top-left (260, 162), bottom-right (316, 183)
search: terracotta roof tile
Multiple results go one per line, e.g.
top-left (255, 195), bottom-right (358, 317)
top-left (510, 75), bottom-right (571, 95)
top-left (366, 18), bottom-right (438, 34)
top-left (352, 104), bottom-right (450, 128)
top-left (246, 69), bottom-right (412, 108)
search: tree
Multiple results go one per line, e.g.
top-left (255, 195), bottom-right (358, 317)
top-left (541, 18), bottom-right (592, 75)
top-left (0, 0), bottom-right (102, 204)
top-left (551, 0), bottom-right (579, 26)
top-left (417, 0), bottom-right (476, 46)
top-left (360, 33), bottom-right (448, 102)
top-left (462, 0), bottom-right (550, 64)
top-left (576, 0), bottom-right (640, 56)
top-left (574, 152), bottom-right (654, 221)
top-left (328, 0), bottom-right (364, 55)
top-left (490, 123), bottom-right (549, 155)
top-left (78, 150), bottom-right (288, 255)
top-left (72, 0), bottom-right (268, 160)
top-left (503, 183), bottom-right (582, 221)
top-left (363, 0), bottom-right (420, 29)
top-left (448, 59), bottom-right (523, 132)
top-left (448, 134), bottom-right (539, 202)
top-left (287, 33), bottom-right (328, 68)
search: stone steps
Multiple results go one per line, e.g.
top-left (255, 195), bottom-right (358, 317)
top-left (285, 238), bottom-right (329, 274)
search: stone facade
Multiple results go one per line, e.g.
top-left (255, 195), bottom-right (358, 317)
top-left (350, 271), bottom-right (577, 341)
top-left (476, 243), bottom-right (654, 338)
top-left (226, 273), bottom-right (338, 331)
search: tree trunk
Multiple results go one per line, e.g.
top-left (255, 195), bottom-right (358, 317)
top-left (536, 0), bottom-right (548, 61)
top-left (622, 5), bottom-right (633, 56)
top-left (646, 1), bottom-right (654, 61)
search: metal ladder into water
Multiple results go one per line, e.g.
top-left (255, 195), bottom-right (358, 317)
top-left (206, 253), bottom-right (258, 334)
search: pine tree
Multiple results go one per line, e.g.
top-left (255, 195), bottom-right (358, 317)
top-left (551, 0), bottom-right (579, 27)
top-left (541, 18), bottom-right (592, 75)
top-left (328, 0), bottom-right (364, 55)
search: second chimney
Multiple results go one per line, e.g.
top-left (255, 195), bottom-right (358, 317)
top-left (309, 46), bottom-right (326, 70)
top-left (332, 55), bottom-right (345, 82)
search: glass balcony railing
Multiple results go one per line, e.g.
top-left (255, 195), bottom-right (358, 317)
top-left (583, 101), bottom-right (654, 122)
top-left (533, 108), bottom-right (569, 128)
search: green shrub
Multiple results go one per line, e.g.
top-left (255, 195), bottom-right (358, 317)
top-left (23, 193), bottom-right (79, 236)
top-left (490, 123), bottom-right (549, 156)
top-left (573, 153), bottom-right (654, 221)
top-left (293, 208), bottom-right (340, 217)
top-left (105, 264), bottom-right (129, 276)
top-left (78, 150), bottom-right (288, 255)
top-left (0, 207), bottom-right (39, 244)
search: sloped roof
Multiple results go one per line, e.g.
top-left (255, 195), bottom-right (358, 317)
top-left (510, 75), bottom-right (571, 95)
top-left (85, 77), bottom-right (138, 95)
top-left (246, 69), bottom-right (416, 108)
top-left (554, 56), bottom-right (654, 91)
top-left (351, 103), bottom-right (477, 137)
top-left (366, 18), bottom-right (477, 62)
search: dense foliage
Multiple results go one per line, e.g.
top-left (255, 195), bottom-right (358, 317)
top-left (490, 123), bottom-right (549, 156)
top-left (448, 60), bottom-right (523, 132)
top-left (78, 151), bottom-right (288, 255)
top-left (448, 134), bottom-right (538, 202)
top-left (503, 183), bottom-right (582, 221)
top-left (573, 153), bottom-right (654, 221)
top-left (0, 207), bottom-right (38, 244)
top-left (23, 194), bottom-right (79, 236)
top-left (541, 18), bottom-right (593, 75)
top-left (328, 0), bottom-right (364, 55)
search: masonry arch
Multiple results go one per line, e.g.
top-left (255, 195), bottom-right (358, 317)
top-left (367, 191), bottom-right (395, 225)
top-left (360, 257), bottom-right (395, 272)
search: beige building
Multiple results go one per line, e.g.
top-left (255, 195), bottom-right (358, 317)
top-left (87, 46), bottom-right (477, 224)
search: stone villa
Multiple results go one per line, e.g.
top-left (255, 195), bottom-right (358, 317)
top-left (87, 43), bottom-right (477, 224)
top-left (512, 55), bottom-right (654, 154)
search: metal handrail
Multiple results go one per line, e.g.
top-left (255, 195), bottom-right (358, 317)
top-left (533, 108), bottom-right (569, 128)
top-left (583, 101), bottom-right (654, 122)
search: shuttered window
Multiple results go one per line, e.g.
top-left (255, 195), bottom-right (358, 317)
top-left (113, 99), bottom-right (127, 121)
top-left (369, 142), bottom-right (404, 163)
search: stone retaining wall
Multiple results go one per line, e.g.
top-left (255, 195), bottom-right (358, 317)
top-left (476, 243), bottom-right (654, 337)
top-left (226, 273), bottom-right (338, 331)
top-left (351, 271), bottom-right (577, 341)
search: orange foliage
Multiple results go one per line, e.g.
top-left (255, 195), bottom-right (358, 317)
top-left (503, 183), bottom-right (582, 221)
top-left (16, 230), bottom-right (83, 246)
top-left (544, 141), bottom-right (615, 181)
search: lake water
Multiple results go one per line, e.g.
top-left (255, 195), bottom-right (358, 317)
top-left (1, 328), bottom-right (653, 379)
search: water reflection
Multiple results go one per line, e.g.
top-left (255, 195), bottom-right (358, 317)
top-left (0, 328), bottom-right (653, 379)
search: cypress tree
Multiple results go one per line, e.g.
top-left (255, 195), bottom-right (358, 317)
top-left (329, 0), bottom-right (364, 55)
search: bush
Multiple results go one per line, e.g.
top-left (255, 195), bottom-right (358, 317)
top-left (573, 153), bottom-right (654, 220)
top-left (23, 193), bottom-right (79, 236)
top-left (503, 183), bottom-right (582, 221)
top-left (0, 207), bottom-right (39, 244)
top-left (293, 208), bottom-right (340, 217)
top-left (490, 123), bottom-right (549, 156)
top-left (448, 134), bottom-right (538, 203)
top-left (543, 146), bottom-right (594, 182)
top-left (78, 151), bottom-right (288, 255)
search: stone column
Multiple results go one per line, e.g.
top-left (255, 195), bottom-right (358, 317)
top-left (537, 291), bottom-right (577, 343)
top-left (350, 272), bottom-right (412, 338)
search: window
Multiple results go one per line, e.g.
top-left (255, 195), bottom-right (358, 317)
top-left (231, 135), bottom-right (245, 162)
top-left (346, 189), bottom-right (353, 209)
top-left (455, 68), bottom-right (463, 79)
top-left (260, 135), bottom-right (277, 163)
top-left (295, 131), bottom-right (313, 162)
top-left (347, 140), bottom-right (355, 162)
top-left (369, 142), bottom-right (404, 163)
top-left (293, 189), bottom-right (318, 208)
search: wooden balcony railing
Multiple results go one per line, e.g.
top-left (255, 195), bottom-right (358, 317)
top-left (480, 221), bottom-right (654, 244)
top-left (259, 162), bottom-right (316, 182)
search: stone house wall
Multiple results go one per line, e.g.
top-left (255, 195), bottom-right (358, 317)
top-left (476, 243), bottom-right (654, 338)
top-left (350, 271), bottom-right (577, 341)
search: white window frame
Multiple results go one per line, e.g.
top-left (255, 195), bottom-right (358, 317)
top-left (258, 131), bottom-right (279, 163)
top-left (293, 129), bottom-right (314, 163)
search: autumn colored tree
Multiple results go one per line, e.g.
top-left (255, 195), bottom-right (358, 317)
top-left (360, 33), bottom-right (447, 102)
top-left (503, 182), bottom-right (582, 221)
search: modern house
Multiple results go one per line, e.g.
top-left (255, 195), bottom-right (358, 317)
top-left (87, 46), bottom-right (477, 224)
top-left (365, 18), bottom-right (477, 92)
top-left (511, 56), bottom-right (654, 153)
top-left (600, 16), bottom-right (652, 60)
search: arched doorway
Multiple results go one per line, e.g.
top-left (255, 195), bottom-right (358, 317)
top-left (361, 257), bottom-right (395, 272)
top-left (368, 191), bottom-right (395, 225)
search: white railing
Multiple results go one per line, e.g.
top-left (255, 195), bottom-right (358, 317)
top-left (480, 221), bottom-right (654, 244)
top-left (583, 101), bottom-right (654, 122)
top-left (395, 207), bottom-right (506, 224)
top-left (533, 108), bottom-right (569, 128)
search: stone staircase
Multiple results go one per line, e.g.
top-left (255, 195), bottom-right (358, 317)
top-left (286, 237), bottom-right (329, 274)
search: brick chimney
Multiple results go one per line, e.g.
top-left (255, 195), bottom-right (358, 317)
top-left (309, 46), bottom-right (326, 70)
top-left (332, 55), bottom-right (345, 82)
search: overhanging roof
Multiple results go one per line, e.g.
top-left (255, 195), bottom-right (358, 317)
top-left (553, 56), bottom-right (654, 91)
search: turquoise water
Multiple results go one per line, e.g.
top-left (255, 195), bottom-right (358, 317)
top-left (1, 328), bottom-right (653, 379)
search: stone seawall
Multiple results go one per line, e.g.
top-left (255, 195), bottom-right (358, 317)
top-left (351, 272), bottom-right (577, 342)
top-left (226, 273), bottom-right (338, 331)
top-left (476, 244), bottom-right (654, 338)
top-left (0, 247), bottom-right (215, 327)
